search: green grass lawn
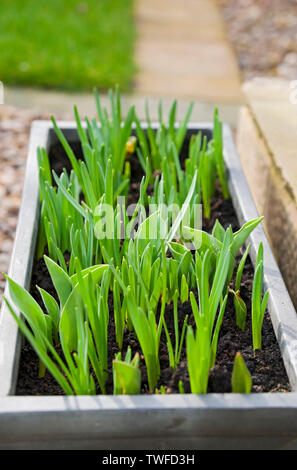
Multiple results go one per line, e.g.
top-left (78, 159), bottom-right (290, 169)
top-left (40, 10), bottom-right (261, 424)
top-left (0, 0), bottom-right (136, 91)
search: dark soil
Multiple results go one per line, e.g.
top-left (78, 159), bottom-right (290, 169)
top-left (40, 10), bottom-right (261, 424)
top-left (15, 138), bottom-right (290, 395)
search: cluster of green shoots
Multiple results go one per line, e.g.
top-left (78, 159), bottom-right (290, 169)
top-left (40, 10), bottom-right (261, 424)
top-left (4, 88), bottom-right (268, 396)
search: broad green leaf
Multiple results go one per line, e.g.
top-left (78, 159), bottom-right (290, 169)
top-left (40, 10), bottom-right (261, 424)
top-left (183, 226), bottom-right (222, 253)
top-left (4, 275), bottom-right (49, 344)
top-left (178, 251), bottom-right (193, 277)
top-left (37, 286), bottom-right (60, 338)
top-left (5, 298), bottom-right (73, 395)
top-left (59, 284), bottom-right (83, 352)
top-left (44, 255), bottom-right (73, 309)
top-left (167, 241), bottom-right (190, 262)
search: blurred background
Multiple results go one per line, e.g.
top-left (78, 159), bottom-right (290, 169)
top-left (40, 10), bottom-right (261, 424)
top-left (0, 0), bottom-right (297, 300)
top-left (220, 0), bottom-right (297, 81)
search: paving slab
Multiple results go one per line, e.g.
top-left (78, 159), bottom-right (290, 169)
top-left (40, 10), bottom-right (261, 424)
top-left (134, 0), bottom-right (243, 102)
top-left (4, 86), bottom-right (240, 128)
top-left (237, 77), bottom-right (297, 307)
top-left (242, 77), bottom-right (297, 202)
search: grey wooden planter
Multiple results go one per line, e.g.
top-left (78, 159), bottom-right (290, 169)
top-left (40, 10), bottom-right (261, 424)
top-left (1, 121), bottom-right (297, 450)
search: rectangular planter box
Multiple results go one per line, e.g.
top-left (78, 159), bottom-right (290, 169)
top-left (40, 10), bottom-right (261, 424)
top-left (1, 120), bottom-right (297, 450)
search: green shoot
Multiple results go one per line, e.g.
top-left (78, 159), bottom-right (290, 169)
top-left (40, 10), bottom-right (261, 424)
top-left (113, 347), bottom-right (141, 395)
top-left (186, 230), bottom-right (232, 394)
top-left (178, 380), bottom-right (185, 394)
top-left (212, 108), bottom-right (229, 199)
top-left (229, 243), bottom-right (250, 331)
top-left (155, 385), bottom-right (167, 395)
top-left (102, 246), bottom-right (161, 391)
top-left (162, 290), bottom-right (188, 370)
top-left (4, 262), bottom-right (110, 394)
top-left (252, 243), bottom-right (269, 351)
top-left (231, 352), bottom-right (252, 393)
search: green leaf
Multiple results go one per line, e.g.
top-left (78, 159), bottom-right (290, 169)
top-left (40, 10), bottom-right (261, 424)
top-left (59, 283), bottom-right (83, 352)
top-left (234, 291), bottom-right (247, 332)
top-left (183, 226), bottom-right (222, 254)
top-left (70, 264), bottom-right (108, 287)
top-left (230, 217), bottom-right (264, 257)
top-left (175, 101), bottom-right (194, 152)
top-left (37, 287), bottom-right (60, 341)
top-left (180, 274), bottom-right (189, 303)
top-left (210, 293), bottom-right (228, 367)
top-left (178, 380), bottom-right (185, 394)
top-left (213, 108), bottom-right (229, 199)
top-left (212, 219), bottom-right (226, 242)
top-left (4, 298), bottom-right (73, 395)
top-left (126, 288), bottom-right (160, 390)
top-left (113, 352), bottom-right (141, 395)
top-left (178, 251), bottom-right (193, 277)
top-left (51, 116), bottom-right (81, 181)
top-left (167, 169), bottom-right (198, 244)
top-left (44, 255), bottom-right (73, 309)
top-left (167, 241), bottom-right (190, 262)
top-left (4, 275), bottom-right (49, 345)
top-left (235, 244), bottom-right (251, 292)
top-left (53, 171), bottom-right (90, 220)
top-left (231, 352), bottom-right (252, 393)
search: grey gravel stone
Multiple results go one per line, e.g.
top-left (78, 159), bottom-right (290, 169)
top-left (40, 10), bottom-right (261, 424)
top-left (218, 0), bottom-right (297, 80)
top-left (0, 105), bottom-right (69, 302)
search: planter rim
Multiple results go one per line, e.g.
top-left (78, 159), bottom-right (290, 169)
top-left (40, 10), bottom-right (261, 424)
top-left (2, 119), bottom-right (297, 449)
top-left (0, 120), bottom-right (296, 401)
top-left (2, 392), bottom-right (297, 412)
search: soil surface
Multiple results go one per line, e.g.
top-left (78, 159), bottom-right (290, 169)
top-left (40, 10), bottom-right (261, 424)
top-left (15, 139), bottom-right (290, 395)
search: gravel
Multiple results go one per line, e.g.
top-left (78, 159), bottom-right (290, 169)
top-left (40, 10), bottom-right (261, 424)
top-left (218, 0), bottom-right (297, 80)
top-left (0, 105), bottom-right (70, 302)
